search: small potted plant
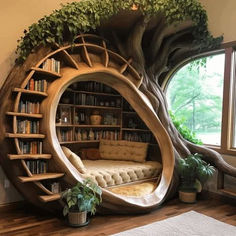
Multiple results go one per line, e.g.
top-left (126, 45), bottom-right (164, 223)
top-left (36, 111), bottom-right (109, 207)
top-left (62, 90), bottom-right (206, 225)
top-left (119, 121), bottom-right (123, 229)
top-left (61, 178), bottom-right (102, 227)
top-left (178, 153), bottom-right (215, 203)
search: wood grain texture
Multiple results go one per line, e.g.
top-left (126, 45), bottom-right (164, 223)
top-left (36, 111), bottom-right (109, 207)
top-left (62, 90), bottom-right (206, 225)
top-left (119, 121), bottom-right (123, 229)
top-left (0, 196), bottom-right (235, 236)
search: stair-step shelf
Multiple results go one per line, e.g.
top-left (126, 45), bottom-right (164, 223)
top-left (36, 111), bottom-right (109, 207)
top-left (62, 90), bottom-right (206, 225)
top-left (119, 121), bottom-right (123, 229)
top-left (6, 112), bottom-right (43, 118)
top-left (18, 173), bottom-right (64, 183)
top-left (39, 193), bottom-right (61, 202)
top-left (5, 133), bottom-right (45, 139)
top-left (8, 154), bottom-right (52, 160)
top-left (13, 88), bottom-right (48, 97)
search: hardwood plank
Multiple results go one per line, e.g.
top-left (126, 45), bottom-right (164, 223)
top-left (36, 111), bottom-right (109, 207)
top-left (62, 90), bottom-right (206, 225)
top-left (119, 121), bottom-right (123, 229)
top-left (0, 196), bottom-right (235, 235)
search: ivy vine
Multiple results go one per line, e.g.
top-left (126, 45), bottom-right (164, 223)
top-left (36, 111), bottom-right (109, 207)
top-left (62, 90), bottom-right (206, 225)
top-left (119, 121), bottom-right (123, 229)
top-left (16, 0), bottom-right (222, 62)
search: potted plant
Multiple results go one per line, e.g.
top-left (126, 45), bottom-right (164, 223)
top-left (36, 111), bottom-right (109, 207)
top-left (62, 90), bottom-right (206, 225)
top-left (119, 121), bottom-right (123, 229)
top-left (61, 178), bottom-right (102, 227)
top-left (177, 153), bottom-right (215, 203)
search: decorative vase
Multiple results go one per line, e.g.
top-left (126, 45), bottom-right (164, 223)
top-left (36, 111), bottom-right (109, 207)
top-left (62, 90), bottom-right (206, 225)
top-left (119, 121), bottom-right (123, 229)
top-left (90, 114), bottom-right (102, 125)
top-left (68, 211), bottom-right (88, 226)
top-left (179, 190), bottom-right (197, 203)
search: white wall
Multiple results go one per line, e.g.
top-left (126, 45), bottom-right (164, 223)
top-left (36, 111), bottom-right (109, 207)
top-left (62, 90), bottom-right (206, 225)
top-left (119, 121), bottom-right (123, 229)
top-left (199, 0), bottom-right (236, 43)
top-left (0, 0), bottom-right (235, 205)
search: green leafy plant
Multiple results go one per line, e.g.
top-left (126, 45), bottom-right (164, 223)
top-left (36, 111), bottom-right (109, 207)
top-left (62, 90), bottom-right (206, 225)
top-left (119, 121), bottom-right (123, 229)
top-left (16, 0), bottom-right (222, 62)
top-left (61, 178), bottom-right (102, 216)
top-left (169, 111), bottom-right (203, 145)
top-left (178, 153), bottom-right (215, 192)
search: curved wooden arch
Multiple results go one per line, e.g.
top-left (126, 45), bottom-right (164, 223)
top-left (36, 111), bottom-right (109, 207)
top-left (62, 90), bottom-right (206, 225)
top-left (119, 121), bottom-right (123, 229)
top-left (0, 34), bottom-right (174, 213)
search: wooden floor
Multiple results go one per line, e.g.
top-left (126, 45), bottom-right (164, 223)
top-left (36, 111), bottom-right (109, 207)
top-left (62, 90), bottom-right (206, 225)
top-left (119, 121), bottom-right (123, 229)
top-left (0, 194), bottom-right (235, 236)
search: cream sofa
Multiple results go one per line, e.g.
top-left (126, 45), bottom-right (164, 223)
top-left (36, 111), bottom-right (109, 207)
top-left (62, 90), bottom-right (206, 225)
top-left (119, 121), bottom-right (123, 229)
top-left (62, 139), bottom-right (162, 188)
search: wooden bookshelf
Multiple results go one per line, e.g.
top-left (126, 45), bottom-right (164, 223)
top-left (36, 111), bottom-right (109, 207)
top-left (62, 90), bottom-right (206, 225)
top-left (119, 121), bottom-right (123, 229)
top-left (55, 81), bottom-right (157, 145)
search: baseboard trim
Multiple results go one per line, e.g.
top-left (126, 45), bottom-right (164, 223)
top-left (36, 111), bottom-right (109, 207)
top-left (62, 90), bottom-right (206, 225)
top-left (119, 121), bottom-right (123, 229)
top-left (199, 190), bottom-right (236, 205)
top-left (0, 201), bottom-right (26, 213)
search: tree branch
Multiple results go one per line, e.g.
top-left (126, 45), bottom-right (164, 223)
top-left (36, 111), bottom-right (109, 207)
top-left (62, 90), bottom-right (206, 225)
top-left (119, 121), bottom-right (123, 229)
top-left (174, 93), bottom-right (201, 114)
top-left (150, 29), bottom-right (193, 77)
top-left (126, 15), bottom-right (150, 71)
top-left (111, 31), bottom-right (128, 59)
top-left (148, 20), bottom-right (193, 66)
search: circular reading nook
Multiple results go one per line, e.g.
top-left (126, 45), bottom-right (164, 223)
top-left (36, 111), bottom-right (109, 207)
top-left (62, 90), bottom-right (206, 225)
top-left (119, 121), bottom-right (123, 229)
top-left (0, 34), bottom-right (174, 214)
top-left (1, 1), bottom-right (236, 216)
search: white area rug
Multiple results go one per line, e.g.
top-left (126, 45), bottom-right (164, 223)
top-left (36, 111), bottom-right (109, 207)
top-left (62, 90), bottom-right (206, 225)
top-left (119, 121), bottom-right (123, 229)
top-left (112, 211), bottom-right (236, 236)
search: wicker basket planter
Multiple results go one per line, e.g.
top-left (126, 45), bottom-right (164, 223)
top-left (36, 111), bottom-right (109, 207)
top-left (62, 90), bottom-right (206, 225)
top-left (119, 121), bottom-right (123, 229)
top-left (179, 190), bottom-right (196, 203)
top-left (68, 211), bottom-right (88, 227)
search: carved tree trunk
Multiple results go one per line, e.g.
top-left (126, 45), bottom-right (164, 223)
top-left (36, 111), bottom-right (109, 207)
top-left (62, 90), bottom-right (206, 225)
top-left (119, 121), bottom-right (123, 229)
top-left (104, 14), bottom-right (236, 196)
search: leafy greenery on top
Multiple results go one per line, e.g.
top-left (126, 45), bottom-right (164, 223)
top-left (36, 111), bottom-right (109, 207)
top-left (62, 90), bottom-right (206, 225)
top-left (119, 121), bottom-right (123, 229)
top-left (16, 0), bottom-right (222, 62)
top-left (170, 111), bottom-right (203, 145)
top-left (178, 153), bottom-right (215, 192)
top-left (61, 178), bottom-right (102, 216)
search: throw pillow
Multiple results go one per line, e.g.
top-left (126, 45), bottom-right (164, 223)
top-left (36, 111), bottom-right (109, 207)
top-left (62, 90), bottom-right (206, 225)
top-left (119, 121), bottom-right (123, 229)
top-left (99, 139), bottom-right (148, 163)
top-left (61, 146), bottom-right (86, 174)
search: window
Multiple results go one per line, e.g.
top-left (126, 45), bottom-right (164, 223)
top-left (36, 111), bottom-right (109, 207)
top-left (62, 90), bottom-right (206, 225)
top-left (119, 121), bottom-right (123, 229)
top-left (165, 47), bottom-right (236, 155)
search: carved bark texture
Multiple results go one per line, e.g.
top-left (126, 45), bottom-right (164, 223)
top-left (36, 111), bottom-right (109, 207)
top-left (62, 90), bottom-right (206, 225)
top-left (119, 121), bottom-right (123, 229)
top-left (106, 15), bottom-right (236, 197)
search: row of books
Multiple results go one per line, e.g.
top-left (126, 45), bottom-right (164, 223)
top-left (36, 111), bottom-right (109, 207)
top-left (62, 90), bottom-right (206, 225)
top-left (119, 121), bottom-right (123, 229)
top-left (18, 100), bottom-right (40, 114)
top-left (56, 128), bottom-right (73, 142)
top-left (41, 58), bottom-right (60, 73)
top-left (74, 129), bottom-right (120, 141)
top-left (17, 120), bottom-right (40, 134)
top-left (123, 132), bottom-right (153, 143)
top-left (44, 182), bottom-right (61, 194)
top-left (19, 141), bottom-right (43, 154)
top-left (72, 81), bottom-right (118, 94)
top-left (74, 93), bottom-right (120, 107)
top-left (25, 78), bottom-right (48, 92)
top-left (25, 160), bottom-right (48, 174)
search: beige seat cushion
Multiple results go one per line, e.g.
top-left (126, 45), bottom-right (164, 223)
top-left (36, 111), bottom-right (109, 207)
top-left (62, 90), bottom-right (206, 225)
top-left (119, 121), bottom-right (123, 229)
top-left (61, 146), bottom-right (86, 174)
top-left (109, 182), bottom-right (156, 197)
top-left (99, 139), bottom-right (148, 163)
top-left (82, 160), bottom-right (162, 188)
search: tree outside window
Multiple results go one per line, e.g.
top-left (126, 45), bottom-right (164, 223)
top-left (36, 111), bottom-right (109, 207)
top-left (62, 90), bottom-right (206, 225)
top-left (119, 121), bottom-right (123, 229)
top-left (166, 54), bottom-right (225, 146)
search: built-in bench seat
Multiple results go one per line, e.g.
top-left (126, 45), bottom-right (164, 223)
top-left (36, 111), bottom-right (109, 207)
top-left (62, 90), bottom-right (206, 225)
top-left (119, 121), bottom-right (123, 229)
top-left (62, 139), bottom-right (162, 188)
top-left (81, 159), bottom-right (162, 188)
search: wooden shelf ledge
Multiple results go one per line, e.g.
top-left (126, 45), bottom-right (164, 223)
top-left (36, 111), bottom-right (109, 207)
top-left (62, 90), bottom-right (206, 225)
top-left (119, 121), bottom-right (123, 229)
top-left (31, 67), bottom-right (61, 78)
top-left (122, 128), bottom-right (150, 132)
top-left (8, 154), bottom-right (52, 160)
top-left (6, 112), bottom-right (43, 118)
top-left (74, 105), bottom-right (121, 110)
top-left (13, 88), bottom-right (48, 97)
top-left (18, 173), bottom-right (64, 183)
top-left (39, 193), bottom-right (61, 202)
top-left (59, 140), bottom-right (99, 144)
top-left (5, 133), bottom-right (45, 139)
top-left (68, 89), bottom-right (121, 97)
top-left (56, 124), bottom-right (121, 128)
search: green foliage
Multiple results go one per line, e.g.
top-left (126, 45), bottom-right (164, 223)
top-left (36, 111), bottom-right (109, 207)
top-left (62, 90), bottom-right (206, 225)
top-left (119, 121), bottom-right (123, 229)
top-left (16, 0), bottom-right (222, 62)
top-left (61, 178), bottom-right (102, 216)
top-left (170, 111), bottom-right (203, 145)
top-left (167, 54), bottom-right (224, 144)
top-left (178, 153), bottom-right (215, 192)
